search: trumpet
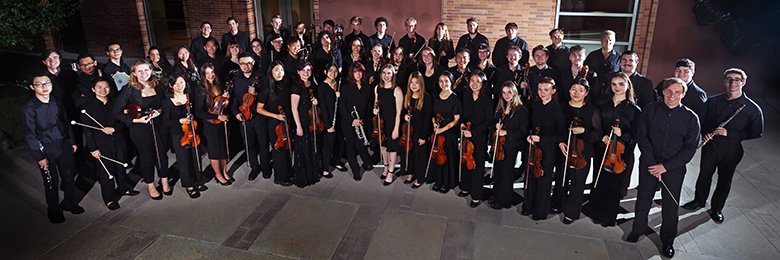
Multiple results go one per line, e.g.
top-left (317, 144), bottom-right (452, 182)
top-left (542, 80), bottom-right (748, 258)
top-left (351, 106), bottom-right (370, 146)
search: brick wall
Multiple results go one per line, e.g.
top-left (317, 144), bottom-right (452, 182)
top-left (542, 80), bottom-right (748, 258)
top-left (80, 0), bottom-right (145, 58)
top-left (632, 0), bottom-right (659, 76)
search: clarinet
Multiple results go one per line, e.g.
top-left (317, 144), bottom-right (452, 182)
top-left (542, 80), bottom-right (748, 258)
top-left (351, 106), bottom-right (370, 146)
top-left (37, 141), bottom-right (53, 189)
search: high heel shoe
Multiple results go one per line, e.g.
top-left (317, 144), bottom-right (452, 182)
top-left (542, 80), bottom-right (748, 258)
top-left (215, 178), bottom-right (231, 186)
top-left (149, 186), bottom-right (163, 200)
top-left (158, 179), bottom-right (172, 195)
top-left (382, 174), bottom-right (394, 186)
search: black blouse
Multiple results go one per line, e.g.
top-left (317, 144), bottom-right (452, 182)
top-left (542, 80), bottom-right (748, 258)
top-left (432, 92), bottom-right (462, 136)
top-left (530, 99), bottom-right (566, 150)
top-left (317, 82), bottom-right (339, 129)
top-left (407, 93), bottom-right (434, 140)
top-left (461, 91), bottom-right (494, 138)
top-left (598, 98), bottom-right (641, 146)
top-left (494, 106), bottom-right (530, 147)
top-left (561, 102), bottom-right (602, 157)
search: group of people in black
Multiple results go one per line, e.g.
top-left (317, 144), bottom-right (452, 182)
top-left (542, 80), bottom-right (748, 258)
top-left (23, 15), bottom-right (764, 258)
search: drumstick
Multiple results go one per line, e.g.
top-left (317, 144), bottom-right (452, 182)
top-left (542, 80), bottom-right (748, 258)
top-left (100, 155), bottom-right (129, 167)
top-left (81, 110), bottom-right (105, 128)
top-left (97, 157), bottom-right (114, 179)
top-left (71, 121), bottom-right (102, 131)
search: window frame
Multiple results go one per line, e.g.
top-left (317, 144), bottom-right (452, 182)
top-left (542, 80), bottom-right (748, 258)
top-left (554, 0), bottom-right (640, 51)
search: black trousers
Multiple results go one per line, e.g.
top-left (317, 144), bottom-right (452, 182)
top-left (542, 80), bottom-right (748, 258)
top-left (92, 148), bottom-right (124, 204)
top-left (551, 158), bottom-right (591, 220)
top-left (40, 140), bottom-right (76, 211)
top-left (632, 163), bottom-right (685, 246)
top-left (129, 122), bottom-right (168, 184)
top-left (584, 143), bottom-right (635, 225)
top-left (491, 145), bottom-right (520, 206)
top-left (694, 139), bottom-right (744, 211)
top-left (242, 117), bottom-right (271, 175)
top-left (523, 146), bottom-right (556, 219)
top-left (171, 136), bottom-right (202, 188)
top-left (427, 134), bottom-right (458, 189)
top-left (342, 122), bottom-right (371, 179)
top-left (459, 137), bottom-right (488, 201)
top-left (408, 137), bottom-right (429, 182)
top-left (321, 130), bottom-right (344, 172)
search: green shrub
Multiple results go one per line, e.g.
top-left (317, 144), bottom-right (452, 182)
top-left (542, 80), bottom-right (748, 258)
top-left (0, 80), bottom-right (32, 153)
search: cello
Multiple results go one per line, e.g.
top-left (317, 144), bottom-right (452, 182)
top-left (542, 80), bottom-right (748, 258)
top-left (399, 106), bottom-right (413, 171)
top-left (595, 119), bottom-right (626, 187)
top-left (181, 95), bottom-right (202, 171)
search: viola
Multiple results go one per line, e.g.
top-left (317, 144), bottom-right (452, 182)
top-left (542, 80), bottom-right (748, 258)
top-left (124, 104), bottom-right (153, 119)
top-left (181, 96), bottom-right (201, 148)
top-left (603, 118), bottom-right (626, 173)
top-left (274, 105), bottom-right (291, 150)
top-left (528, 127), bottom-right (544, 178)
top-left (371, 100), bottom-right (384, 143)
top-left (399, 106), bottom-right (413, 152)
top-left (576, 65), bottom-right (590, 80)
top-left (207, 80), bottom-right (233, 124)
top-left (461, 122), bottom-right (475, 170)
top-left (566, 117), bottom-right (587, 170)
top-left (308, 89), bottom-right (324, 133)
top-left (239, 76), bottom-right (260, 120)
top-left (491, 113), bottom-right (507, 161)
top-left (431, 114), bottom-right (447, 165)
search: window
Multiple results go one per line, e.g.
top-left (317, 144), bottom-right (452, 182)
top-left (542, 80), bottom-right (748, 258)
top-left (555, 0), bottom-right (639, 53)
top-left (144, 0), bottom-right (187, 55)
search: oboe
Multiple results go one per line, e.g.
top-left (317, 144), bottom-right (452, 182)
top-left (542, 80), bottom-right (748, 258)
top-left (351, 106), bottom-right (370, 146)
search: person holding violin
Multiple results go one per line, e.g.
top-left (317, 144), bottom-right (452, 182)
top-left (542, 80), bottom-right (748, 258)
top-left (582, 72), bottom-right (641, 227)
top-left (82, 80), bottom-right (133, 210)
top-left (458, 72), bottom-right (493, 207)
top-left (364, 43), bottom-right (385, 87)
top-left (163, 75), bottom-right (206, 198)
top-left (427, 71), bottom-right (462, 193)
top-left (447, 48), bottom-right (474, 102)
top-left (418, 47), bottom-right (441, 95)
top-left (256, 61), bottom-right (294, 186)
top-left (312, 30), bottom-right (343, 84)
top-left (551, 78), bottom-right (602, 224)
top-left (172, 45), bottom-right (200, 86)
top-left (398, 17), bottom-right (425, 62)
top-left (488, 81), bottom-right (530, 210)
top-left (402, 72), bottom-right (433, 188)
top-left (318, 63), bottom-right (348, 177)
top-left (374, 64), bottom-right (404, 185)
top-left (194, 63), bottom-right (232, 185)
top-left (428, 23), bottom-right (455, 69)
top-left (519, 45), bottom-right (561, 101)
top-left (230, 52), bottom-right (268, 181)
top-left (113, 60), bottom-right (170, 200)
top-left (522, 77), bottom-right (566, 220)
top-left (559, 45), bottom-right (599, 104)
top-left (338, 62), bottom-right (374, 181)
top-left (291, 61), bottom-right (322, 187)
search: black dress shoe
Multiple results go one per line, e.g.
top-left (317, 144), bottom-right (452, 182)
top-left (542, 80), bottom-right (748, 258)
top-left (439, 187), bottom-right (450, 194)
top-left (160, 185), bottom-right (173, 195)
top-left (248, 172), bottom-right (259, 181)
top-left (626, 232), bottom-right (641, 243)
top-left (457, 191), bottom-right (469, 197)
top-left (549, 208), bottom-right (560, 215)
top-left (215, 178), bottom-right (232, 186)
top-left (411, 183), bottom-right (422, 189)
top-left (61, 204), bottom-right (85, 214)
top-left (187, 188), bottom-right (201, 199)
top-left (322, 173), bottom-right (334, 179)
top-left (362, 164), bottom-right (374, 171)
top-left (432, 185), bottom-right (441, 191)
top-left (335, 164), bottom-right (348, 172)
top-left (681, 200), bottom-right (704, 210)
top-left (353, 173), bottom-right (362, 181)
top-left (709, 209), bottom-right (724, 223)
top-left (520, 210), bottom-right (531, 216)
top-left (403, 178), bottom-right (414, 184)
top-left (662, 244), bottom-right (675, 258)
top-left (382, 179), bottom-right (393, 186)
top-left (228, 177), bottom-right (236, 182)
top-left (591, 218), bottom-right (602, 225)
top-left (531, 215), bottom-right (545, 221)
top-left (107, 201), bottom-right (121, 210)
top-left (562, 217), bottom-right (574, 225)
top-left (262, 171), bottom-right (272, 179)
top-left (197, 185), bottom-right (208, 192)
top-left (48, 209), bottom-right (65, 223)
top-left (124, 189), bottom-right (140, 196)
top-left (469, 200), bottom-right (481, 208)
top-left (274, 179), bottom-right (294, 186)
top-left (150, 186), bottom-right (163, 200)
top-left (488, 200), bottom-right (508, 210)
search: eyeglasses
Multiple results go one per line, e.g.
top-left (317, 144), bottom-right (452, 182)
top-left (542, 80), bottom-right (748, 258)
top-left (239, 62), bottom-right (253, 66)
top-left (725, 78), bottom-right (745, 83)
top-left (109, 48), bottom-right (122, 53)
top-left (33, 81), bottom-right (53, 88)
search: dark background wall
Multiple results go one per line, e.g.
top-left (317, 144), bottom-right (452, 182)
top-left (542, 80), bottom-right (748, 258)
top-left (646, 0), bottom-right (777, 100)
top-left (318, 0), bottom-right (442, 46)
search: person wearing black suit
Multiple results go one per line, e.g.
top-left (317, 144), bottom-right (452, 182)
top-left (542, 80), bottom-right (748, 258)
top-left (654, 59), bottom-right (707, 120)
top-left (617, 51), bottom-right (654, 109)
top-left (492, 22), bottom-right (529, 68)
top-left (456, 17), bottom-right (489, 68)
top-left (223, 17), bottom-right (250, 54)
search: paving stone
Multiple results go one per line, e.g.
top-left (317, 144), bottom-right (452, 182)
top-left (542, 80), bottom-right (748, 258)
top-left (363, 210), bottom-right (447, 260)
top-left (37, 222), bottom-right (138, 260)
top-left (688, 207), bottom-right (780, 259)
top-left (329, 171), bottom-right (394, 208)
top-left (473, 221), bottom-right (610, 259)
top-left (135, 235), bottom-right (286, 260)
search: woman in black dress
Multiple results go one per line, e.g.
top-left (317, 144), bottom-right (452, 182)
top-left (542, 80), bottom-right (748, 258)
top-left (364, 43), bottom-right (385, 87)
top-left (163, 75), bottom-right (206, 198)
top-left (427, 71), bottom-right (461, 193)
top-left (488, 81), bottom-right (529, 209)
top-left (522, 77), bottom-right (566, 220)
top-left (582, 72), bottom-right (640, 227)
top-left (312, 31), bottom-right (342, 85)
top-left (390, 46), bottom-right (411, 89)
top-left (339, 62), bottom-right (374, 181)
top-left (551, 78), bottom-right (602, 224)
top-left (256, 61), bottom-right (294, 186)
top-left (418, 47), bottom-right (441, 95)
top-left (250, 38), bottom-right (266, 72)
top-left (343, 38), bottom-right (365, 77)
top-left (402, 72), bottom-right (433, 187)
top-left (291, 61), bottom-right (322, 187)
top-left (221, 41), bottom-right (242, 81)
top-left (194, 63), bottom-right (231, 185)
top-left (374, 63), bottom-right (404, 185)
top-left (428, 23), bottom-right (455, 69)
top-left (318, 63), bottom-right (347, 177)
top-left (113, 61), bottom-right (170, 199)
top-left (149, 46), bottom-right (172, 82)
top-left (173, 45), bottom-right (200, 86)
top-left (459, 72), bottom-right (494, 207)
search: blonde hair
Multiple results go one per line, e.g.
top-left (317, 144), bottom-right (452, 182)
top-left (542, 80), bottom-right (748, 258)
top-left (404, 71), bottom-right (425, 111)
top-left (405, 17), bottom-right (417, 26)
top-left (128, 60), bottom-right (158, 91)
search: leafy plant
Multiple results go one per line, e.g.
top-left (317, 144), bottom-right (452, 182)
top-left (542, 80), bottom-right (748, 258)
top-left (0, 0), bottom-right (82, 50)
top-left (0, 80), bottom-right (32, 153)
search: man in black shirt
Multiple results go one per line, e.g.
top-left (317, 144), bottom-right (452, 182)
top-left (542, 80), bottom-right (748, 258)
top-left (546, 28), bottom-right (569, 73)
top-left (584, 30), bottom-right (621, 89)
top-left (230, 53), bottom-right (269, 180)
top-left (342, 16), bottom-right (369, 54)
top-left (681, 68), bottom-right (764, 223)
top-left (73, 53), bottom-right (110, 108)
top-left (294, 22), bottom-right (311, 48)
top-left (223, 17), bottom-right (250, 54)
top-left (191, 21), bottom-right (217, 61)
top-left (20, 74), bottom-right (84, 223)
top-left (655, 58), bottom-right (708, 120)
top-left (196, 38), bottom-right (224, 73)
top-left (448, 48), bottom-right (474, 99)
top-left (492, 22), bottom-right (529, 68)
top-left (103, 42), bottom-right (130, 78)
top-left (322, 20), bottom-right (335, 34)
top-left (263, 15), bottom-right (289, 52)
top-left (368, 17), bottom-right (393, 55)
top-left (520, 45), bottom-right (560, 100)
top-left (456, 17), bottom-right (489, 68)
top-left (618, 51), bottom-right (654, 108)
top-left (627, 78), bottom-right (700, 258)
top-left (398, 17), bottom-right (425, 61)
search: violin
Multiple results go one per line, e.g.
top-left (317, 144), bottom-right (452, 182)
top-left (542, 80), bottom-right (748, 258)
top-left (308, 89), bottom-right (324, 133)
top-left (124, 104), bottom-right (154, 119)
top-left (239, 76), bottom-right (261, 120)
top-left (576, 65), bottom-right (590, 80)
top-left (274, 105), bottom-right (291, 150)
top-left (603, 118), bottom-right (626, 173)
top-left (528, 127), bottom-right (544, 178)
top-left (491, 113), bottom-right (507, 161)
top-left (566, 117), bottom-right (587, 170)
top-left (181, 95), bottom-right (201, 148)
top-left (461, 122), bottom-right (475, 170)
top-left (399, 106), bottom-right (413, 152)
top-left (431, 114), bottom-right (447, 165)
top-left (371, 100), bottom-right (384, 143)
top-left (207, 80), bottom-right (233, 124)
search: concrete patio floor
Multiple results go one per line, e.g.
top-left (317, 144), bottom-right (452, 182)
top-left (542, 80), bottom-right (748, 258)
top-left (1, 99), bottom-right (779, 260)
